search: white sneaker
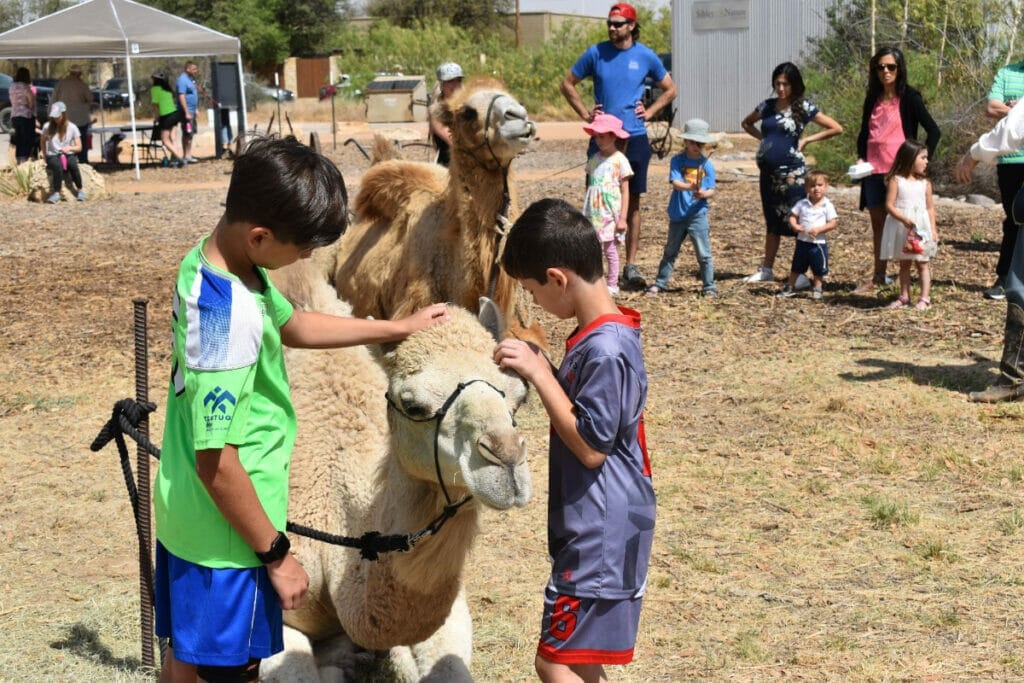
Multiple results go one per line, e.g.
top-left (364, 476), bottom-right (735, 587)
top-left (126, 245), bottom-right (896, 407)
top-left (608, 285), bottom-right (620, 296)
top-left (743, 267), bottom-right (774, 283)
top-left (794, 273), bottom-right (812, 291)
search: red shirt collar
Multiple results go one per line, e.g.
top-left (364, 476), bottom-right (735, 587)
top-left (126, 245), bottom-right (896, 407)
top-left (565, 306), bottom-right (641, 352)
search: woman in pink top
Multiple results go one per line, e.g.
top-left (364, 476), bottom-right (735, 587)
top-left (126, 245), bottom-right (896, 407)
top-left (9, 67), bottom-right (37, 164)
top-left (853, 47), bottom-right (941, 294)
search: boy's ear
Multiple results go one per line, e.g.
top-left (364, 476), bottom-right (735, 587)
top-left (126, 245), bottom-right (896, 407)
top-left (248, 225), bottom-right (274, 246)
top-left (545, 267), bottom-right (569, 289)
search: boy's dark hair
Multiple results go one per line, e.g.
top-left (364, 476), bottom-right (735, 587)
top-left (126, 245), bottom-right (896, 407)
top-left (226, 136), bottom-right (348, 248)
top-left (500, 198), bottom-right (603, 283)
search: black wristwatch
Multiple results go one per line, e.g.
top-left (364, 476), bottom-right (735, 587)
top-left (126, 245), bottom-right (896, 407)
top-left (255, 532), bottom-right (290, 564)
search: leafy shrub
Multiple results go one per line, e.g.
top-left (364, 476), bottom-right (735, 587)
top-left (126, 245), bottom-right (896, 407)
top-left (326, 6), bottom-right (672, 120)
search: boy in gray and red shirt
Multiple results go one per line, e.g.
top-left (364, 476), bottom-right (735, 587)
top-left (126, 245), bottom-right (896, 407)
top-left (494, 198), bottom-right (655, 681)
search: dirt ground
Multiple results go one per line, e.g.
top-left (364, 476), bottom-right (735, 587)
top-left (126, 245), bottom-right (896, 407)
top-left (1, 125), bottom-right (1023, 682)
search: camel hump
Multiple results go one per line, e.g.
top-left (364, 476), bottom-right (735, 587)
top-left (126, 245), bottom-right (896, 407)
top-left (370, 133), bottom-right (402, 164)
top-left (354, 160), bottom-right (447, 223)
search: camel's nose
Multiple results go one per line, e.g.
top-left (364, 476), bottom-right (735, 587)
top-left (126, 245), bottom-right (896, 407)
top-left (478, 431), bottom-right (527, 467)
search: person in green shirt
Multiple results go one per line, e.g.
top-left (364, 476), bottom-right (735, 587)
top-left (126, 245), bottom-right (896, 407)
top-left (154, 136), bottom-right (450, 682)
top-left (150, 71), bottom-right (186, 166)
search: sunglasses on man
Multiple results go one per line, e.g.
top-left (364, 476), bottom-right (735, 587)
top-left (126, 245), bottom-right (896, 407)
top-left (607, 19), bottom-right (631, 28)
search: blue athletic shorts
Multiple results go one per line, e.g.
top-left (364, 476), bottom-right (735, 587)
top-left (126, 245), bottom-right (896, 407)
top-left (154, 541), bottom-right (284, 666)
top-left (587, 134), bottom-right (652, 196)
top-left (791, 239), bottom-right (829, 277)
top-left (536, 582), bottom-right (643, 666)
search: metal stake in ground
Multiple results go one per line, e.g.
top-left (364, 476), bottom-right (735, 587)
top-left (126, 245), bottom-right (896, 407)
top-left (132, 297), bottom-right (155, 670)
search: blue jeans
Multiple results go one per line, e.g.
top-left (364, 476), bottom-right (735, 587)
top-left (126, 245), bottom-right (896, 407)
top-left (654, 212), bottom-right (715, 293)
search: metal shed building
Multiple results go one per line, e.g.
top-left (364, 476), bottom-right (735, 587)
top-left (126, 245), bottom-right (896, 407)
top-left (670, 0), bottom-right (837, 132)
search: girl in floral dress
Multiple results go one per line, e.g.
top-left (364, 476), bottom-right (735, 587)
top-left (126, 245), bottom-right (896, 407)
top-left (582, 113), bottom-right (634, 294)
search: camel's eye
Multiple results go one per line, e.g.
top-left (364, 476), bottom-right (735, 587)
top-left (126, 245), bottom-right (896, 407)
top-left (459, 106), bottom-right (478, 123)
top-left (399, 396), bottom-right (433, 420)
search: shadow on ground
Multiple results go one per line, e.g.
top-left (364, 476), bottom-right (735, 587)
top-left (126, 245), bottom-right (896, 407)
top-left (839, 356), bottom-right (996, 393)
top-left (51, 623), bottom-right (143, 672)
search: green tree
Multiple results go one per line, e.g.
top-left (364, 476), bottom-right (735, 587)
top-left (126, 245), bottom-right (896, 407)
top-left (805, 0), bottom-right (1022, 179)
top-left (150, 0), bottom-right (338, 68)
top-left (0, 0), bottom-right (75, 32)
top-left (368, 0), bottom-right (513, 31)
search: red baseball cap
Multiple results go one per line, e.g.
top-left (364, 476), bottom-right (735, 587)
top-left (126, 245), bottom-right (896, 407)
top-left (609, 3), bottom-right (638, 21)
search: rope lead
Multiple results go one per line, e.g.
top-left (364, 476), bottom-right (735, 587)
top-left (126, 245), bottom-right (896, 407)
top-left (91, 398), bottom-right (467, 562)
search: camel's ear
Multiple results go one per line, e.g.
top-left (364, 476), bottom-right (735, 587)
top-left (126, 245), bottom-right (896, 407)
top-left (478, 296), bottom-right (506, 342)
top-left (458, 105), bottom-right (478, 125)
top-left (369, 340), bottom-right (398, 366)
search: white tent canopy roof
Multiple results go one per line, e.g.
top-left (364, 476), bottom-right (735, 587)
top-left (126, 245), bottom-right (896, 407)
top-left (0, 0), bottom-right (243, 178)
top-left (0, 0), bottom-right (240, 59)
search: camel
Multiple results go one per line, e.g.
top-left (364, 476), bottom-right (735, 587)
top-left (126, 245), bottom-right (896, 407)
top-left (261, 258), bottom-right (532, 681)
top-left (331, 77), bottom-right (546, 348)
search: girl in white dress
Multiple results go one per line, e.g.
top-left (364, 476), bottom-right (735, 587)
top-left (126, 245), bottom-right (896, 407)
top-left (879, 140), bottom-right (937, 309)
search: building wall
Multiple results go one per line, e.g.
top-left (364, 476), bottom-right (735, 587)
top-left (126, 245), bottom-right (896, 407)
top-left (506, 12), bottom-right (604, 47)
top-left (671, 0), bottom-right (836, 132)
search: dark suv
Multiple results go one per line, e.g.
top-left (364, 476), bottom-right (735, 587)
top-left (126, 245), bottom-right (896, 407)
top-left (0, 73), bottom-right (53, 133)
top-left (93, 78), bottom-right (131, 108)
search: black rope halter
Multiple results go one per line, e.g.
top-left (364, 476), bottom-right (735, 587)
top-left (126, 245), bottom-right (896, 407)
top-left (385, 378), bottom-right (510, 508)
top-left (92, 381), bottom-right (509, 563)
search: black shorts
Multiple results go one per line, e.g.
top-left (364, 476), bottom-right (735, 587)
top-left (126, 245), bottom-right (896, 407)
top-left (159, 110), bottom-right (184, 131)
top-left (859, 173), bottom-right (888, 211)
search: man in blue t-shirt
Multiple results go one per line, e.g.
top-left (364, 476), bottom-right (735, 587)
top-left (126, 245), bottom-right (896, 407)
top-left (560, 2), bottom-right (677, 292)
top-left (177, 61), bottom-right (201, 162)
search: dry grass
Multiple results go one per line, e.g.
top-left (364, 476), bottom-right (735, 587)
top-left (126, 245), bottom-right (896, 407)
top-left (1, 134), bottom-right (1023, 681)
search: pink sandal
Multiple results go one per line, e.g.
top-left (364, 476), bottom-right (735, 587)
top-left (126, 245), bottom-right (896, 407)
top-left (914, 297), bottom-right (931, 310)
top-left (888, 296), bottom-right (910, 309)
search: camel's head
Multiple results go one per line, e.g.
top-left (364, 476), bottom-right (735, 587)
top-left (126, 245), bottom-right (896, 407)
top-left (439, 77), bottom-right (536, 168)
top-left (380, 305), bottom-right (531, 510)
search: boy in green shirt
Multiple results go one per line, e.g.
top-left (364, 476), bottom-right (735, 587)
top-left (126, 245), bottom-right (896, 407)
top-left (154, 136), bottom-right (449, 682)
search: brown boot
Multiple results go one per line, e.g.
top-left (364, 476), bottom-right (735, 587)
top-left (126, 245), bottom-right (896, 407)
top-left (970, 303), bottom-right (1024, 402)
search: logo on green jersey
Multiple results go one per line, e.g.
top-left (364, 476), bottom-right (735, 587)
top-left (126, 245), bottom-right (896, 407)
top-left (204, 387), bottom-right (237, 416)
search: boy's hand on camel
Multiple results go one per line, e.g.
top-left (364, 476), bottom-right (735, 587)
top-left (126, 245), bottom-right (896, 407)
top-left (404, 303), bottom-right (450, 333)
top-left (493, 338), bottom-right (549, 383)
top-left (268, 554), bottom-right (309, 610)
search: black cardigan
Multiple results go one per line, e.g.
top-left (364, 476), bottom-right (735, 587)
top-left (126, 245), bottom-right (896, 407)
top-left (856, 86), bottom-right (941, 160)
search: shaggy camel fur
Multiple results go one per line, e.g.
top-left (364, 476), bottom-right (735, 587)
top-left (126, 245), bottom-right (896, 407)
top-left (332, 78), bottom-right (545, 347)
top-left (261, 259), bottom-right (532, 681)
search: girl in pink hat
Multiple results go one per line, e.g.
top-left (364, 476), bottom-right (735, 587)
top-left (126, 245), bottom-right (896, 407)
top-left (582, 113), bottom-right (634, 295)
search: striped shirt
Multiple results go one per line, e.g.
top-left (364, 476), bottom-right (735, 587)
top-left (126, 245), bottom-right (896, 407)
top-left (988, 61), bottom-right (1024, 164)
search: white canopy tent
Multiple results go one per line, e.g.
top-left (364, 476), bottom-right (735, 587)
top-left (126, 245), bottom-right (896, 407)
top-left (0, 0), bottom-right (245, 178)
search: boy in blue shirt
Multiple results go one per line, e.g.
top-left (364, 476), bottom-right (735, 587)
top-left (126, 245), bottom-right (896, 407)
top-left (493, 198), bottom-right (655, 682)
top-left (155, 136), bottom-right (449, 682)
top-left (647, 118), bottom-right (718, 297)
